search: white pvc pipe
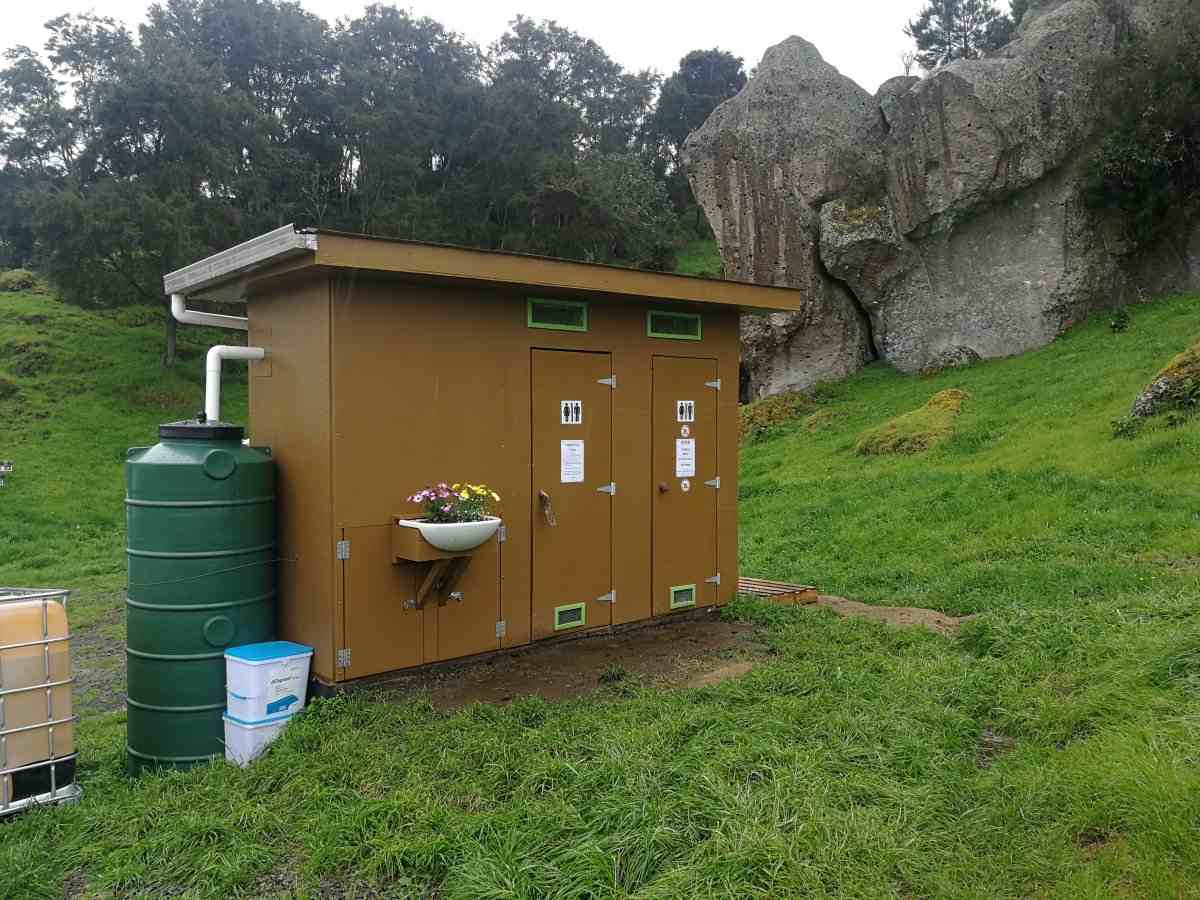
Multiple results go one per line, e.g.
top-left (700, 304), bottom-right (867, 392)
top-left (170, 293), bottom-right (249, 331)
top-left (205, 345), bottom-right (265, 423)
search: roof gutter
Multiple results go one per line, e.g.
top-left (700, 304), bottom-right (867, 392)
top-left (163, 223), bottom-right (318, 303)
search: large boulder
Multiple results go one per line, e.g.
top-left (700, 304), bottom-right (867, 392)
top-left (685, 0), bottom-right (1200, 390)
top-left (683, 36), bottom-right (882, 396)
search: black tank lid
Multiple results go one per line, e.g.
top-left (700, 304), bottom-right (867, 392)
top-left (159, 416), bottom-right (245, 442)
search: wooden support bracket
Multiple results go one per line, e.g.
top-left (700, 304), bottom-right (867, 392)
top-left (413, 556), bottom-right (470, 609)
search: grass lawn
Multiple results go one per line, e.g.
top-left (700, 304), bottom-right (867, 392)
top-left (672, 238), bottom-right (722, 278)
top-left (2, 287), bottom-right (1200, 898)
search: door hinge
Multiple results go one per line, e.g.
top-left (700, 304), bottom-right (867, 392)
top-left (597, 590), bottom-right (616, 604)
top-left (497, 524), bottom-right (507, 543)
top-left (597, 375), bottom-right (616, 388)
top-left (704, 476), bottom-right (721, 489)
top-left (705, 573), bottom-right (721, 586)
top-left (597, 482), bottom-right (616, 494)
top-left (496, 620), bottom-right (507, 639)
top-left (705, 379), bottom-right (721, 390)
top-left (336, 539), bottom-right (350, 560)
top-left (336, 647), bottom-right (352, 668)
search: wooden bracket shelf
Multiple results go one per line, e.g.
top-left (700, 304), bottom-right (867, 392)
top-left (410, 556), bottom-right (470, 610)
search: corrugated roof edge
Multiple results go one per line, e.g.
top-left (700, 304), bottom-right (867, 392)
top-left (163, 224), bottom-right (317, 296)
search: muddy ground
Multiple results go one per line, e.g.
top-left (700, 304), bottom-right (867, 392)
top-left (67, 593), bottom-right (971, 716)
top-left (360, 614), bottom-right (770, 709)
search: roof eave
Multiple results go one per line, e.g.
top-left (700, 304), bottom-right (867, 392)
top-left (162, 224), bottom-right (317, 298)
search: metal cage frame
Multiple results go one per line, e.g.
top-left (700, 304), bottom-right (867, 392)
top-left (0, 588), bottom-right (81, 816)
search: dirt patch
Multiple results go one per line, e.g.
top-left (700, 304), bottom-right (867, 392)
top-left (70, 597), bottom-right (126, 715)
top-left (976, 728), bottom-right (1017, 768)
top-left (370, 616), bottom-right (768, 710)
top-left (685, 660), bottom-right (756, 688)
top-left (814, 594), bottom-right (974, 637)
top-left (1075, 828), bottom-right (1119, 860)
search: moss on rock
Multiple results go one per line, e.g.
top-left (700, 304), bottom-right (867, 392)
top-left (855, 389), bottom-right (970, 455)
top-left (1131, 340), bottom-right (1200, 419)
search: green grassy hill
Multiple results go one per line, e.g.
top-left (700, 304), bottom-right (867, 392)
top-left (2, 285), bottom-right (1200, 898)
top-left (0, 290), bottom-right (245, 622)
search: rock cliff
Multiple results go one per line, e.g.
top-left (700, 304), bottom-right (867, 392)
top-left (685, 0), bottom-right (1200, 397)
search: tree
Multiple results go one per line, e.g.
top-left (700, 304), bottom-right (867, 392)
top-left (905, 0), bottom-right (1015, 70)
top-left (642, 48), bottom-right (745, 227)
top-left (0, 2), bottom-right (686, 361)
top-left (900, 51), bottom-right (918, 76)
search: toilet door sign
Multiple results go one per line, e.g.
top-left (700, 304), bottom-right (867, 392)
top-left (675, 438), bottom-right (696, 478)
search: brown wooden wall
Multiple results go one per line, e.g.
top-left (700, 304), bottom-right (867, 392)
top-left (247, 279), bottom-right (337, 681)
top-left (248, 270), bottom-right (739, 682)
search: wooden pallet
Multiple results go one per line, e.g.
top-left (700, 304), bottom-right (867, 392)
top-left (737, 576), bottom-right (819, 605)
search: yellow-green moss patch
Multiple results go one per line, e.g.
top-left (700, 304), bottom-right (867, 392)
top-left (801, 408), bottom-right (840, 432)
top-left (739, 391), bottom-right (820, 443)
top-left (855, 389), bottom-right (971, 456)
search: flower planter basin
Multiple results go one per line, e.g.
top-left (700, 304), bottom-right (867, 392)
top-left (396, 517), bottom-right (501, 553)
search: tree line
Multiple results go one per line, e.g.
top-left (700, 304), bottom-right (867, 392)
top-left (0, 1), bottom-right (746, 358)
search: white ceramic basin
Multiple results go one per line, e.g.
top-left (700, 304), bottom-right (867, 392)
top-left (396, 516), bottom-right (501, 553)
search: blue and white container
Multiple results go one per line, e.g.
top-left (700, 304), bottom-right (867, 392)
top-left (222, 714), bottom-right (291, 767)
top-left (222, 641), bottom-right (314, 767)
top-left (224, 641), bottom-right (314, 723)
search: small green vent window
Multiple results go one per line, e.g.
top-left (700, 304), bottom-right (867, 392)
top-left (554, 602), bottom-right (587, 630)
top-left (648, 310), bottom-right (702, 341)
top-left (529, 298), bottom-right (588, 332)
top-left (669, 584), bottom-right (697, 610)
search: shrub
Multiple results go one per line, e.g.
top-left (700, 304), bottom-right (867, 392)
top-left (0, 269), bottom-right (37, 292)
top-left (1110, 307), bottom-right (1131, 333)
top-left (1111, 416), bottom-right (1142, 439)
top-left (855, 389), bottom-right (970, 455)
top-left (115, 306), bottom-right (160, 328)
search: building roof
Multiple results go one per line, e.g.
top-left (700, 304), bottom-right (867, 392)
top-left (163, 224), bottom-right (802, 313)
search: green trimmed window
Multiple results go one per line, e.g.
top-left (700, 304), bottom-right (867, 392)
top-left (648, 310), bottom-right (702, 341)
top-left (669, 584), bottom-right (697, 610)
top-left (554, 602), bottom-right (587, 630)
top-left (528, 297), bottom-right (588, 332)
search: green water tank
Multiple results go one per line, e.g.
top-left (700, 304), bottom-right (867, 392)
top-left (125, 419), bottom-right (275, 776)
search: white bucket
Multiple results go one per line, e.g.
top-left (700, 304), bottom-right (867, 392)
top-left (224, 641), bottom-right (313, 723)
top-left (222, 713), bottom-right (291, 766)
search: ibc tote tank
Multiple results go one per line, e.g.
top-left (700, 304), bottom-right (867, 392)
top-left (0, 590), bottom-right (76, 812)
top-left (125, 419), bottom-right (275, 775)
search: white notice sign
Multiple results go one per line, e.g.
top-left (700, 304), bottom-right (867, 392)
top-left (561, 440), bottom-right (585, 483)
top-left (675, 438), bottom-right (696, 478)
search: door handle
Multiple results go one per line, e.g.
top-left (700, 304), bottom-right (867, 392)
top-left (658, 482), bottom-right (670, 494)
top-left (539, 490), bottom-right (557, 527)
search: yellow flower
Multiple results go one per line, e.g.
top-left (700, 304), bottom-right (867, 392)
top-left (491, 492), bottom-right (500, 502)
top-left (452, 483), bottom-right (460, 490)
top-left (459, 491), bottom-right (469, 499)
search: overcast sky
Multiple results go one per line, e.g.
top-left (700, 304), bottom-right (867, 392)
top-left (4, 0), bottom-right (927, 93)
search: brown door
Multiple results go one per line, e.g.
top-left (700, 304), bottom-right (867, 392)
top-left (434, 534), bottom-right (502, 662)
top-left (531, 349), bottom-right (613, 639)
top-left (342, 525), bottom-right (423, 679)
top-left (652, 356), bottom-right (719, 615)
